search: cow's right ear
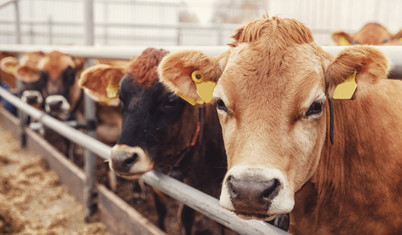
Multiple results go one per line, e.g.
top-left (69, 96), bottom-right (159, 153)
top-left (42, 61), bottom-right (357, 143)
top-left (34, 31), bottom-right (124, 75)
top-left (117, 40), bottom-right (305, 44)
top-left (331, 31), bottom-right (354, 46)
top-left (0, 56), bottom-right (18, 89)
top-left (158, 50), bottom-right (224, 105)
top-left (79, 64), bottom-right (125, 106)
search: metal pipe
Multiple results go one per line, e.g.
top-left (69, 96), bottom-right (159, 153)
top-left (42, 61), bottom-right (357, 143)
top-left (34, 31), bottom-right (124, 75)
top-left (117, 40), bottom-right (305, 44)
top-left (13, 0), bottom-right (21, 44)
top-left (0, 44), bottom-right (400, 76)
top-left (0, 86), bottom-right (287, 234)
top-left (0, 0), bottom-right (16, 9)
top-left (83, 0), bottom-right (96, 222)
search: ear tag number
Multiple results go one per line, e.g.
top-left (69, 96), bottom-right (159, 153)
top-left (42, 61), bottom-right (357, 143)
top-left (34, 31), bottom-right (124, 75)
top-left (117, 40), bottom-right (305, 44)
top-left (333, 70), bottom-right (357, 100)
top-left (191, 70), bottom-right (216, 104)
top-left (106, 84), bottom-right (119, 98)
top-left (338, 36), bottom-right (350, 46)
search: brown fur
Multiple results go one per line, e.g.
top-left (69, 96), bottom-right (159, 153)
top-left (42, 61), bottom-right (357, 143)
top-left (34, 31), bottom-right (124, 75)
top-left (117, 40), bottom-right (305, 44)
top-left (14, 51), bottom-right (45, 83)
top-left (127, 48), bottom-right (169, 87)
top-left (0, 56), bottom-right (18, 89)
top-left (332, 22), bottom-right (401, 45)
top-left (38, 51), bottom-right (74, 80)
top-left (159, 16), bottom-right (402, 234)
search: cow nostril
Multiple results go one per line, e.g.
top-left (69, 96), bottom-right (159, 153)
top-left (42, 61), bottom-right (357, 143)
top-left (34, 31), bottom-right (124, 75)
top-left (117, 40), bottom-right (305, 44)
top-left (123, 153), bottom-right (138, 167)
top-left (261, 179), bottom-right (280, 200)
top-left (227, 175), bottom-right (238, 198)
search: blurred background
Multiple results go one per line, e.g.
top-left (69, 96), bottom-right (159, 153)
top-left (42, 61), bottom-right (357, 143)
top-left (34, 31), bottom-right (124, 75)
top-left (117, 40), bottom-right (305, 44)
top-left (0, 0), bottom-right (401, 46)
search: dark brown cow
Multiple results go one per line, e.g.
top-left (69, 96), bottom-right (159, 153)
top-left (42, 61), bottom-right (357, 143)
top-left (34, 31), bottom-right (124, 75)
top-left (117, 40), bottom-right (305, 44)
top-left (79, 48), bottom-right (228, 235)
top-left (159, 16), bottom-right (402, 234)
top-left (332, 22), bottom-right (402, 45)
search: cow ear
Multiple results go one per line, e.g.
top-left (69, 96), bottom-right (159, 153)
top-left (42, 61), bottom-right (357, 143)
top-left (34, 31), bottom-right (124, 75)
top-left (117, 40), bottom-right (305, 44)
top-left (392, 29), bottom-right (402, 41)
top-left (79, 64), bottom-right (125, 106)
top-left (0, 56), bottom-right (18, 89)
top-left (158, 50), bottom-right (224, 105)
top-left (325, 46), bottom-right (390, 99)
top-left (331, 31), bottom-right (354, 46)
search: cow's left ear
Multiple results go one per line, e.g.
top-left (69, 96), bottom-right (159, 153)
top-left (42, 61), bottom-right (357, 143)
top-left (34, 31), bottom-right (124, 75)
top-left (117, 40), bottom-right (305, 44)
top-left (79, 64), bottom-right (125, 106)
top-left (325, 46), bottom-right (390, 99)
top-left (331, 31), bottom-right (353, 46)
top-left (158, 50), bottom-right (226, 105)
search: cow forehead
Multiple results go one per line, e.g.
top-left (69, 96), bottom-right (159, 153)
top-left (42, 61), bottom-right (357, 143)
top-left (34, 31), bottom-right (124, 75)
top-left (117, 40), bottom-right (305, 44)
top-left (217, 43), bottom-right (325, 107)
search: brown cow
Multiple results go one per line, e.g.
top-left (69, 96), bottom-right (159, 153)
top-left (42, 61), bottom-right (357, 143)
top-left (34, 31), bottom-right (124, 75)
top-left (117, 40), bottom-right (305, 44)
top-left (158, 15), bottom-right (402, 234)
top-left (332, 22), bottom-right (402, 45)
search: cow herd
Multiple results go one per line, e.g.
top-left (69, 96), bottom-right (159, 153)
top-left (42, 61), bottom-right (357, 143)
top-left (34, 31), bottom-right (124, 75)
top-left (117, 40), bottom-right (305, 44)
top-left (0, 16), bottom-right (401, 235)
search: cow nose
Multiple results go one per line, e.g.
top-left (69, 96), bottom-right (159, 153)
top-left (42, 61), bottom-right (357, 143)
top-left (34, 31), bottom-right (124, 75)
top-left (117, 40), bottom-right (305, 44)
top-left (227, 175), bottom-right (281, 212)
top-left (26, 95), bottom-right (38, 105)
top-left (110, 146), bottom-right (146, 175)
top-left (48, 100), bottom-right (63, 111)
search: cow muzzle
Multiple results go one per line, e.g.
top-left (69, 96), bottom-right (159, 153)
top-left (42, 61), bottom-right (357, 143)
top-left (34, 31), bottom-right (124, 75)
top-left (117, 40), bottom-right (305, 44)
top-left (45, 95), bottom-right (70, 118)
top-left (109, 145), bottom-right (154, 179)
top-left (219, 166), bottom-right (294, 220)
top-left (21, 90), bottom-right (43, 107)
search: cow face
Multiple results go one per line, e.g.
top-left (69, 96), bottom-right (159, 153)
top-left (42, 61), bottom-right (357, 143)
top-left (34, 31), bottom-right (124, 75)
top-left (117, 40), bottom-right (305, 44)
top-left (80, 48), bottom-right (199, 179)
top-left (159, 16), bottom-right (390, 220)
top-left (332, 22), bottom-right (402, 45)
top-left (37, 51), bottom-right (81, 119)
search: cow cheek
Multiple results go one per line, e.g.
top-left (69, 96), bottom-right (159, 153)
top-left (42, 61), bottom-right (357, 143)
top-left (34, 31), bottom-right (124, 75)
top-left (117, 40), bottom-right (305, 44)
top-left (290, 119), bottom-right (326, 191)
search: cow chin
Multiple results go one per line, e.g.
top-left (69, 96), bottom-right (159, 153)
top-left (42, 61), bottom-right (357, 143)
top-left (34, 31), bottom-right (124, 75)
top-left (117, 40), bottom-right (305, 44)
top-left (109, 145), bottom-right (154, 179)
top-left (219, 166), bottom-right (295, 220)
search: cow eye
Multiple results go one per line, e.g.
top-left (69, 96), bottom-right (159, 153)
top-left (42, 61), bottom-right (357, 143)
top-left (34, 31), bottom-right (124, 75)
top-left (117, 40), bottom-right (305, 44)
top-left (305, 101), bottom-right (323, 117)
top-left (351, 40), bottom-right (359, 45)
top-left (382, 38), bottom-right (390, 43)
top-left (163, 94), bottom-right (181, 109)
top-left (216, 98), bottom-right (228, 113)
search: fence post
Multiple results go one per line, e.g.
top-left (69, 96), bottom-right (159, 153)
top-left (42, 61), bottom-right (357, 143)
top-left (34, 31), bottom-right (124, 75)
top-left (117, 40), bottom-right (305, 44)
top-left (83, 0), bottom-right (97, 223)
top-left (14, 0), bottom-right (21, 44)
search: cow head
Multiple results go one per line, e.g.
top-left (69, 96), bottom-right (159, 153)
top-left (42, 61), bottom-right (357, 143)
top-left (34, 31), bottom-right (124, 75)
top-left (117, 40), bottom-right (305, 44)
top-left (0, 51), bottom-right (46, 109)
top-left (37, 51), bottom-right (82, 120)
top-left (159, 16), bottom-right (390, 220)
top-left (332, 22), bottom-right (402, 45)
top-left (80, 48), bottom-right (201, 179)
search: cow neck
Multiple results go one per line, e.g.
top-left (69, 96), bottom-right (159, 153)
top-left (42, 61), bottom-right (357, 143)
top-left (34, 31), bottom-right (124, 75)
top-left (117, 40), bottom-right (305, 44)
top-left (169, 106), bottom-right (205, 177)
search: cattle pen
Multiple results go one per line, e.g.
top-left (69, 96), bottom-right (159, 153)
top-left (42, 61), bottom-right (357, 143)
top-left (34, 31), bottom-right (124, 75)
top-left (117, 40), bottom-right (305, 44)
top-left (1, 44), bottom-right (402, 235)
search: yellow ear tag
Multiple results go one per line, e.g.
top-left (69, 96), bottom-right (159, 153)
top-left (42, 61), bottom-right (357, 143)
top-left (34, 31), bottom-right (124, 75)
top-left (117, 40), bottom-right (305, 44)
top-left (106, 84), bottom-right (119, 99)
top-left (7, 65), bottom-right (15, 74)
top-left (399, 37), bottom-right (402, 42)
top-left (333, 70), bottom-right (357, 100)
top-left (191, 70), bottom-right (216, 103)
top-left (338, 36), bottom-right (351, 46)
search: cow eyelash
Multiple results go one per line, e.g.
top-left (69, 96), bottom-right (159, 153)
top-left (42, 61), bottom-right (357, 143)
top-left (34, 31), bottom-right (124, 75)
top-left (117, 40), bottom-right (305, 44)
top-left (216, 98), bottom-right (228, 113)
top-left (305, 100), bottom-right (323, 117)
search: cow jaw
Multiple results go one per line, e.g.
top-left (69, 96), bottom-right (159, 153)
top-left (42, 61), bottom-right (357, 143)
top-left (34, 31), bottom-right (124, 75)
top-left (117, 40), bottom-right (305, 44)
top-left (109, 144), bottom-right (154, 179)
top-left (220, 166), bottom-right (294, 220)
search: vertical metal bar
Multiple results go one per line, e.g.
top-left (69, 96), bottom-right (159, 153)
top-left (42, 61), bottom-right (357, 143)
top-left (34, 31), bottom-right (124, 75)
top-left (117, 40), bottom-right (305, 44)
top-left (48, 17), bottom-right (53, 45)
top-left (103, 1), bottom-right (108, 45)
top-left (83, 0), bottom-right (96, 223)
top-left (14, 0), bottom-right (21, 44)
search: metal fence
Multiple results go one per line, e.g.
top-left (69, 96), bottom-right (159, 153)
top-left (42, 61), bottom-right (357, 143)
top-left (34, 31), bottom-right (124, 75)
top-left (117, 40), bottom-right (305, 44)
top-left (1, 0), bottom-right (401, 46)
top-left (0, 44), bottom-right (401, 234)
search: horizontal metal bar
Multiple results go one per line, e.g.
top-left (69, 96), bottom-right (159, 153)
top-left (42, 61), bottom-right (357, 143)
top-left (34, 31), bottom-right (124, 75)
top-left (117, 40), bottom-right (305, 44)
top-left (0, 44), bottom-right (401, 77)
top-left (0, 87), bottom-right (110, 159)
top-left (141, 171), bottom-right (288, 235)
top-left (0, 0), bottom-right (16, 9)
top-left (0, 86), bottom-right (288, 234)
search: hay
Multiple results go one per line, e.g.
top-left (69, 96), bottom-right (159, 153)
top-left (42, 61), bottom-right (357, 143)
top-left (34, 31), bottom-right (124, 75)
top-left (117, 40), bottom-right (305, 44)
top-left (0, 124), bottom-right (109, 234)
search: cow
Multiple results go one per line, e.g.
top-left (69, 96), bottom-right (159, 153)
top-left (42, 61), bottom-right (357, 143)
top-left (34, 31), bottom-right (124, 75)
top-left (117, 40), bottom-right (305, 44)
top-left (79, 48), bottom-right (229, 235)
top-left (0, 51), bottom-right (46, 109)
top-left (332, 22), bottom-right (402, 45)
top-left (158, 15), bottom-right (402, 234)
